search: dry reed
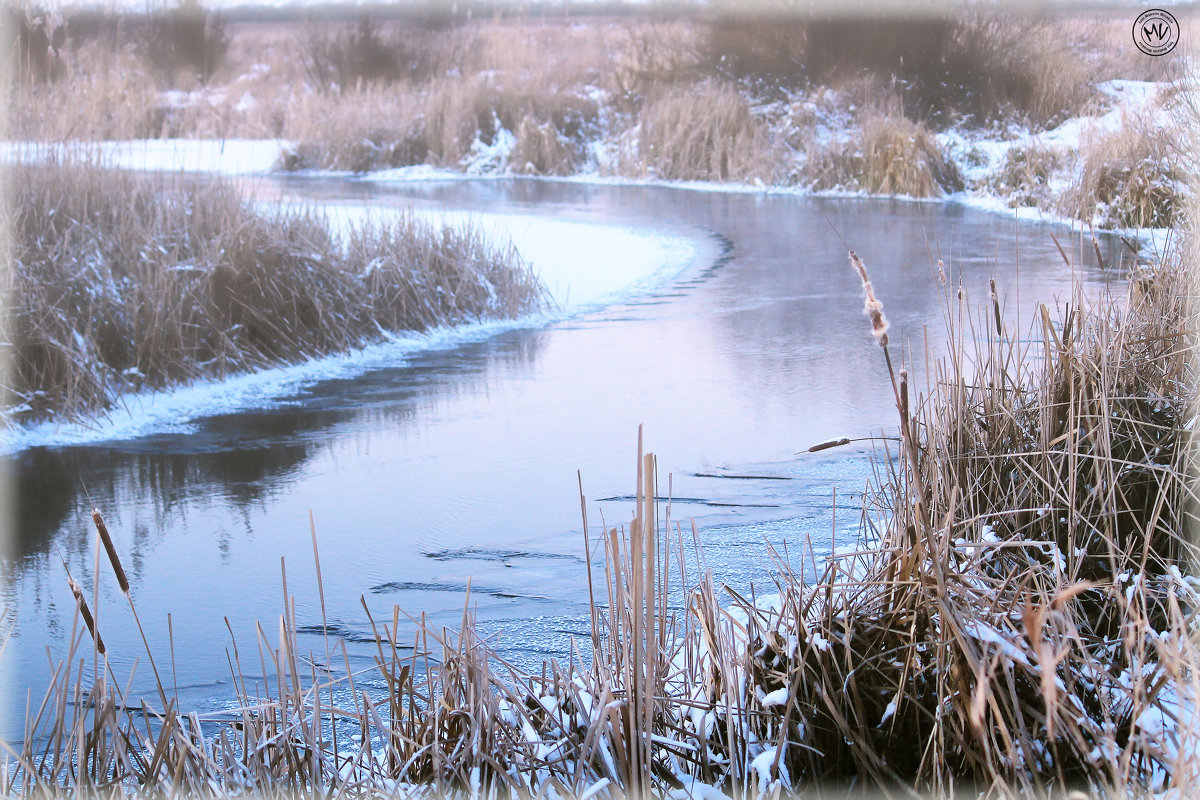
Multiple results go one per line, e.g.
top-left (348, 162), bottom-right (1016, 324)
top-left (804, 108), bottom-right (962, 198)
top-left (5, 224), bottom-right (1194, 797)
top-left (2, 159), bottom-right (544, 421)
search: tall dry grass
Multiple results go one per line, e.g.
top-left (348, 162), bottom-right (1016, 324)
top-left (617, 80), bottom-right (777, 183)
top-left (804, 107), bottom-right (962, 198)
top-left (6, 222), bottom-right (1194, 797)
top-left (1062, 117), bottom-right (1184, 230)
top-left (2, 159), bottom-right (544, 421)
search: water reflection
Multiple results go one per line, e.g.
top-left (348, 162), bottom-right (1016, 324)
top-left (2, 181), bottom-right (1132, 737)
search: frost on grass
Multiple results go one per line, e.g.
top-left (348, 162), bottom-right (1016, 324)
top-left (2, 160), bottom-right (545, 422)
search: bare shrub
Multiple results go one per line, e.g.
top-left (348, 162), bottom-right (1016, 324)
top-left (610, 18), bottom-right (700, 101)
top-left (700, 12), bottom-right (807, 89)
top-left (699, 10), bottom-right (1097, 128)
top-left (947, 13), bottom-right (1098, 127)
top-left (3, 6), bottom-right (67, 84)
top-left (142, 0), bottom-right (228, 84)
top-left (302, 15), bottom-right (408, 91)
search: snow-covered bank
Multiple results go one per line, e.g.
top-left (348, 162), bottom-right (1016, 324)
top-left (1, 202), bottom-right (699, 455)
top-left (2, 74), bottom-right (1177, 452)
top-left (2, 76), bottom-right (1177, 253)
top-left (305, 201), bottom-right (700, 313)
top-left (0, 138), bottom-right (287, 174)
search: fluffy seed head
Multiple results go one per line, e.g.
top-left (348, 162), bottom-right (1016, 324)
top-left (849, 250), bottom-right (889, 347)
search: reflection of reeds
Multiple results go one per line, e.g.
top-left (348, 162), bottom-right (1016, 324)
top-left (4, 159), bottom-right (545, 421)
top-left (11, 239), bottom-right (1196, 796)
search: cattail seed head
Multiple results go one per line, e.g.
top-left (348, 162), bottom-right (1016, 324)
top-left (937, 259), bottom-right (946, 285)
top-left (67, 575), bottom-right (106, 655)
top-left (849, 250), bottom-right (889, 347)
top-left (807, 437), bottom-right (851, 453)
top-left (92, 508), bottom-right (130, 595)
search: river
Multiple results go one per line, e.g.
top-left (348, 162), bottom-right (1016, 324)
top-left (0, 178), bottom-right (1127, 737)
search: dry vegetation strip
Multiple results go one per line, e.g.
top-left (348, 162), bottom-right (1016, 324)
top-left (7, 232), bottom-right (1195, 796)
top-left (5, 7), bottom-right (1185, 218)
top-left (1, 159), bottom-right (545, 421)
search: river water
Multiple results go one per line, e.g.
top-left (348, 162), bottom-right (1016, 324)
top-left (0, 179), bottom-right (1128, 736)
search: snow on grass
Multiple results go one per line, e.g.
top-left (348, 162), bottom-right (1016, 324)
top-left (304, 200), bottom-right (698, 313)
top-left (938, 78), bottom-right (1173, 248)
top-left (2, 196), bottom-right (699, 454)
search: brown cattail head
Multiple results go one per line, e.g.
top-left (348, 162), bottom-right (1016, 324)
top-left (93, 508), bottom-right (130, 595)
top-left (988, 277), bottom-right (1003, 335)
top-left (67, 575), bottom-right (106, 655)
top-left (807, 437), bottom-right (851, 453)
top-left (849, 250), bottom-right (889, 347)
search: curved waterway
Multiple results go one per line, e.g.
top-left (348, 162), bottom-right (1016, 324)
top-left (1, 179), bottom-right (1129, 735)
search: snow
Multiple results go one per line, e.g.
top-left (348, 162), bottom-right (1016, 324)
top-left (0, 139), bottom-right (287, 175)
top-left (1, 187), bottom-right (699, 454)
top-left (668, 775), bottom-right (730, 800)
top-left (302, 200), bottom-right (697, 313)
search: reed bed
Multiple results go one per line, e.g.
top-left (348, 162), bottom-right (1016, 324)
top-left (2, 159), bottom-right (545, 421)
top-left (5, 217), bottom-right (1194, 797)
top-left (10, 7), bottom-right (1161, 208)
top-left (803, 109), bottom-right (962, 198)
top-left (617, 80), bottom-right (778, 183)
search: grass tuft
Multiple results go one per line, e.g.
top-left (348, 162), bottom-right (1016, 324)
top-left (2, 159), bottom-right (545, 421)
top-left (623, 80), bottom-right (776, 183)
top-left (806, 107), bottom-right (962, 198)
top-left (1063, 120), bottom-right (1183, 229)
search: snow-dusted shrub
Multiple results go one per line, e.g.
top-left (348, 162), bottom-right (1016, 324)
top-left (989, 144), bottom-right (1062, 209)
top-left (1063, 123), bottom-right (1183, 229)
top-left (804, 110), bottom-right (961, 198)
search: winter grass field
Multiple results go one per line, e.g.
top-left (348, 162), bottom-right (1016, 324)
top-left (5, 6), bottom-right (1187, 228)
top-left (2, 3), bottom-right (1197, 798)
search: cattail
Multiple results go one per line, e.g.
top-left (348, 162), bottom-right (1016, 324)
top-left (807, 437), bottom-right (851, 453)
top-left (92, 508), bottom-right (130, 595)
top-left (989, 277), bottom-right (1002, 335)
top-left (849, 250), bottom-right (889, 347)
top-left (937, 259), bottom-right (946, 285)
top-left (67, 575), bottom-right (106, 655)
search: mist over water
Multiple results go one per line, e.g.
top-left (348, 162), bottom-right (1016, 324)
top-left (1, 179), bottom-right (1128, 736)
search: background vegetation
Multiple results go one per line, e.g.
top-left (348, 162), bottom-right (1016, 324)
top-left (3, 5), bottom-right (1185, 220)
